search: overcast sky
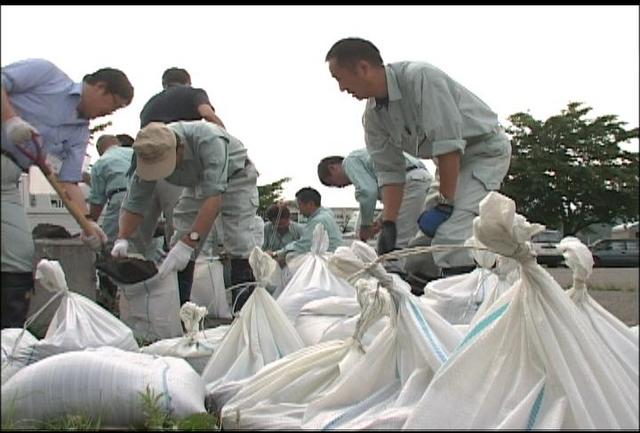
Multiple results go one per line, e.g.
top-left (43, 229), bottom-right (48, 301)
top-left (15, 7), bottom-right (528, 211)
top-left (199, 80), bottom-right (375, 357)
top-left (2, 5), bottom-right (638, 208)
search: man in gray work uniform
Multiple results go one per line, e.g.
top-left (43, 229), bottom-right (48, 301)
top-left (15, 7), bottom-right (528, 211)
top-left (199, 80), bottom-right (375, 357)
top-left (112, 121), bottom-right (259, 312)
top-left (325, 37), bottom-right (511, 278)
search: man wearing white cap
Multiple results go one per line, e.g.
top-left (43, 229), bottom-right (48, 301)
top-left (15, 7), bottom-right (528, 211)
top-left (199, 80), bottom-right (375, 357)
top-left (112, 120), bottom-right (259, 310)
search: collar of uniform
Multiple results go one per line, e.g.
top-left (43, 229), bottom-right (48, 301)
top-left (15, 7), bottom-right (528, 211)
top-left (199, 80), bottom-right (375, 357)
top-left (385, 65), bottom-right (402, 103)
top-left (370, 65), bottom-right (401, 110)
top-left (69, 82), bottom-right (82, 95)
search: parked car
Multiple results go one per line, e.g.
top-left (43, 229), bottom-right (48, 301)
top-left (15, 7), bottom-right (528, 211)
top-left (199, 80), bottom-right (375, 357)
top-left (531, 229), bottom-right (564, 267)
top-left (590, 238), bottom-right (639, 268)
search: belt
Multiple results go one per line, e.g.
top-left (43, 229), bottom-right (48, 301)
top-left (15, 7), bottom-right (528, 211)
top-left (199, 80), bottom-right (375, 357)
top-left (107, 187), bottom-right (127, 201)
top-left (466, 126), bottom-right (502, 146)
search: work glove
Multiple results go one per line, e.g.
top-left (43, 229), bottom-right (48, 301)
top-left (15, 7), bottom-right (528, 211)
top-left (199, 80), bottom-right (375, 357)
top-left (376, 220), bottom-right (397, 256)
top-left (111, 238), bottom-right (130, 257)
top-left (4, 116), bottom-right (39, 146)
top-left (80, 221), bottom-right (108, 251)
top-left (417, 204), bottom-right (454, 238)
top-left (158, 240), bottom-right (194, 279)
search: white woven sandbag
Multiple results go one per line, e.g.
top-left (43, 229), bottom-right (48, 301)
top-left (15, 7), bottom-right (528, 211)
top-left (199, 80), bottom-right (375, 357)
top-left (221, 338), bottom-right (364, 430)
top-left (221, 277), bottom-right (389, 429)
top-left (118, 271), bottom-right (182, 342)
top-left (201, 284), bottom-right (305, 410)
top-left (1, 328), bottom-right (38, 385)
top-left (403, 192), bottom-right (639, 429)
top-left (277, 225), bottom-right (355, 323)
top-left (471, 253), bottom-right (520, 319)
top-left (1, 346), bottom-right (206, 427)
top-left (559, 237), bottom-right (638, 386)
top-left (140, 302), bottom-right (230, 374)
top-left (190, 257), bottom-right (232, 319)
top-left (421, 237), bottom-right (505, 326)
top-left (295, 295), bottom-right (388, 347)
top-left (303, 253), bottom-right (462, 430)
top-left (4, 259), bottom-right (139, 384)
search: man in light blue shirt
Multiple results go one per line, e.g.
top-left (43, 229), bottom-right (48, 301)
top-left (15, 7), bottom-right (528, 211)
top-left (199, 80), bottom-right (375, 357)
top-left (325, 38), bottom-right (511, 277)
top-left (262, 203), bottom-right (305, 253)
top-left (318, 148), bottom-right (432, 273)
top-left (1, 58), bottom-right (133, 328)
top-left (113, 121), bottom-right (259, 311)
top-left (274, 187), bottom-right (343, 261)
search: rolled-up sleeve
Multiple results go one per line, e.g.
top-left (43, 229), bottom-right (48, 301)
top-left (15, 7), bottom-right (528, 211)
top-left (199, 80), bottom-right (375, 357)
top-left (1, 59), bottom-right (57, 94)
top-left (364, 113), bottom-right (407, 187)
top-left (417, 73), bottom-right (465, 157)
top-left (197, 131), bottom-right (229, 197)
top-left (343, 157), bottom-right (378, 226)
top-left (121, 174), bottom-right (155, 215)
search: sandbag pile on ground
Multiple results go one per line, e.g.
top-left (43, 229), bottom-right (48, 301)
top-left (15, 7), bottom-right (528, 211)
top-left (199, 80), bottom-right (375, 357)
top-left (201, 247), bottom-right (305, 412)
top-left (2, 259), bottom-right (139, 384)
top-left (221, 277), bottom-right (388, 429)
top-left (402, 192), bottom-right (639, 429)
top-left (558, 236), bottom-right (638, 386)
top-left (277, 224), bottom-right (356, 324)
top-left (1, 346), bottom-right (206, 428)
top-left (302, 241), bottom-right (463, 429)
top-left (140, 302), bottom-right (230, 374)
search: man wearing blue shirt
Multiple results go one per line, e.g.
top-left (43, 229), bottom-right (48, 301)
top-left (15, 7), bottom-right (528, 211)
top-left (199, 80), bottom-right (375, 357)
top-left (1, 58), bottom-right (133, 328)
top-left (318, 148), bottom-right (432, 272)
top-left (325, 38), bottom-right (511, 277)
top-left (262, 204), bottom-right (305, 253)
top-left (274, 187), bottom-right (343, 262)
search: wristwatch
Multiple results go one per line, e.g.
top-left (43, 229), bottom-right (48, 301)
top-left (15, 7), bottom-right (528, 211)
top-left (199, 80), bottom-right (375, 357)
top-left (188, 231), bottom-right (200, 242)
top-left (437, 192), bottom-right (455, 206)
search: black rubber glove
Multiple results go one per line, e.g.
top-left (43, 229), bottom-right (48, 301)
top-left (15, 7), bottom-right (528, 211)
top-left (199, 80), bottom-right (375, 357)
top-left (377, 220), bottom-right (397, 255)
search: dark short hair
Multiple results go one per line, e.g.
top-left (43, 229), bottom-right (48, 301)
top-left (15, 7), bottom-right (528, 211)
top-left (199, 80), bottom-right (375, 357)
top-left (317, 156), bottom-right (344, 186)
top-left (83, 68), bottom-right (134, 104)
top-left (295, 187), bottom-right (321, 207)
top-left (265, 204), bottom-right (290, 222)
top-left (116, 133), bottom-right (134, 147)
top-left (325, 37), bottom-right (384, 68)
top-left (96, 134), bottom-right (119, 154)
top-left (162, 67), bottom-right (191, 88)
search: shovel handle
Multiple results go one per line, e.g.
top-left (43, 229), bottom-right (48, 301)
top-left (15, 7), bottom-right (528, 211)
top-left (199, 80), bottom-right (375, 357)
top-left (43, 170), bottom-right (95, 234)
top-left (14, 138), bottom-right (94, 235)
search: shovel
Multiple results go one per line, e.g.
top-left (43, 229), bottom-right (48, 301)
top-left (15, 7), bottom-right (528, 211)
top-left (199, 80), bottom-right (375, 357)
top-left (14, 138), bottom-right (158, 285)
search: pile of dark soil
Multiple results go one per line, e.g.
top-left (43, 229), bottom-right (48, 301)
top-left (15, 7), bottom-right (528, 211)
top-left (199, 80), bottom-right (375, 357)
top-left (96, 255), bottom-right (158, 285)
top-left (32, 223), bottom-right (72, 239)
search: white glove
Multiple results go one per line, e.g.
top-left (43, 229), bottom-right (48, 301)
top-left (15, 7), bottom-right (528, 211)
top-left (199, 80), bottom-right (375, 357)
top-left (111, 238), bottom-right (130, 257)
top-left (158, 240), bottom-right (194, 278)
top-left (80, 220), bottom-right (108, 251)
top-left (4, 116), bottom-right (39, 145)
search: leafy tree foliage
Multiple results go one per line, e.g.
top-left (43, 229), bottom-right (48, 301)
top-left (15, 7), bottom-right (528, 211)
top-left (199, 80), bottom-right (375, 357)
top-left (503, 102), bottom-right (638, 235)
top-left (257, 177), bottom-right (291, 217)
top-left (89, 120), bottom-right (113, 139)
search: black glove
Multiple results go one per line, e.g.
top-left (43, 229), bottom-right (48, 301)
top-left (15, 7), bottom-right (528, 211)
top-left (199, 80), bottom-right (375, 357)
top-left (377, 220), bottom-right (397, 255)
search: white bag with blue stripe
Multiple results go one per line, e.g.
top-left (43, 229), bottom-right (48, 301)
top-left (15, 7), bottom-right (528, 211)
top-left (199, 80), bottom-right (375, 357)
top-left (403, 192), bottom-right (639, 429)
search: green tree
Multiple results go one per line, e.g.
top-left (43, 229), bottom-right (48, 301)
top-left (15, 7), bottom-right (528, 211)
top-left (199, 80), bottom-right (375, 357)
top-left (257, 177), bottom-right (291, 217)
top-left (89, 120), bottom-right (113, 139)
top-left (503, 102), bottom-right (639, 235)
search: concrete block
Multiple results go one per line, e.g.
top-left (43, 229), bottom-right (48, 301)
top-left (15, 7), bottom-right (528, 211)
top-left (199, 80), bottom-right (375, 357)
top-left (27, 238), bottom-right (98, 336)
